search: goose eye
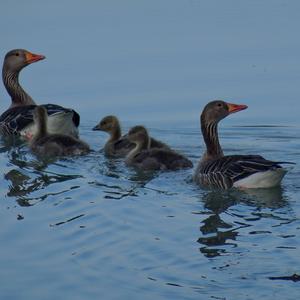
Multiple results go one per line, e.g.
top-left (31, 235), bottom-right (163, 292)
top-left (217, 103), bottom-right (222, 107)
top-left (15, 53), bottom-right (20, 57)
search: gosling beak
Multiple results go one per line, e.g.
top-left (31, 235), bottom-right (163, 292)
top-left (227, 102), bottom-right (248, 114)
top-left (93, 124), bottom-right (101, 131)
top-left (25, 51), bottom-right (46, 64)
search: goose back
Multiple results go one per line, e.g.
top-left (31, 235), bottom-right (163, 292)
top-left (0, 104), bottom-right (80, 137)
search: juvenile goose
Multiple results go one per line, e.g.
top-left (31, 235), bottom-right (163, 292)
top-left (194, 100), bottom-right (293, 189)
top-left (93, 115), bottom-right (170, 157)
top-left (29, 106), bottom-right (89, 157)
top-left (125, 125), bottom-right (193, 170)
top-left (0, 49), bottom-right (80, 138)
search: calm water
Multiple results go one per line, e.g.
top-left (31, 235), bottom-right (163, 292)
top-left (1, 1), bottom-right (300, 300)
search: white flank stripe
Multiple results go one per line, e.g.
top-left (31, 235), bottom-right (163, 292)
top-left (233, 168), bottom-right (288, 189)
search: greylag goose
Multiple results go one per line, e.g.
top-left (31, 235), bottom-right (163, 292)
top-left (0, 49), bottom-right (79, 138)
top-left (93, 115), bottom-right (170, 157)
top-left (29, 106), bottom-right (89, 157)
top-left (125, 125), bottom-right (193, 170)
top-left (194, 100), bottom-right (293, 189)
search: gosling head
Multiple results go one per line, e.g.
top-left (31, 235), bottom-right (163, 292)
top-left (127, 126), bottom-right (149, 144)
top-left (3, 49), bottom-right (45, 73)
top-left (201, 100), bottom-right (248, 124)
top-left (93, 115), bottom-right (119, 133)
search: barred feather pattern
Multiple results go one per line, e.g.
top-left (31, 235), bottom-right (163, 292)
top-left (194, 154), bottom-right (286, 189)
top-left (2, 70), bottom-right (35, 107)
top-left (0, 104), bottom-right (80, 136)
top-left (201, 120), bottom-right (223, 158)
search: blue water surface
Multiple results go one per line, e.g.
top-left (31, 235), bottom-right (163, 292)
top-left (0, 1), bottom-right (300, 299)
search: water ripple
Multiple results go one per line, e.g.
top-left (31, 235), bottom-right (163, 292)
top-left (0, 124), bottom-right (299, 300)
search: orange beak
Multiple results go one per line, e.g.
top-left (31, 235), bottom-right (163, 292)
top-left (226, 102), bottom-right (248, 114)
top-left (25, 51), bottom-right (46, 64)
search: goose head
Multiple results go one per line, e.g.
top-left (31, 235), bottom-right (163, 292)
top-left (201, 100), bottom-right (248, 124)
top-left (93, 115), bottom-right (120, 133)
top-left (127, 126), bottom-right (149, 145)
top-left (3, 49), bottom-right (45, 73)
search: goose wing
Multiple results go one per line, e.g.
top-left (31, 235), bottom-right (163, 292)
top-left (0, 104), bottom-right (80, 135)
top-left (150, 137), bottom-right (171, 150)
top-left (198, 155), bottom-right (288, 189)
top-left (114, 136), bottom-right (134, 151)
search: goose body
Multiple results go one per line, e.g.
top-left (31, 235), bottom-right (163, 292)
top-left (125, 125), bottom-right (193, 170)
top-left (193, 100), bottom-right (293, 189)
top-left (30, 106), bottom-right (89, 157)
top-left (93, 116), bottom-right (170, 157)
top-left (0, 49), bottom-right (79, 138)
top-left (233, 167), bottom-right (287, 189)
top-left (195, 154), bottom-right (289, 189)
top-left (0, 104), bottom-right (79, 137)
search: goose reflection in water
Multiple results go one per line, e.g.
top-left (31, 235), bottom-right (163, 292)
top-left (91, 158), bottom-right (166, 200)
top-left (96, 153), bottom-right (158, 183)
top-left (4, 168), bottom-right (82, 207)
top-left (3, 144), bottom-right (82, 206)
top-left (196, 187), bottom-right (288, 258)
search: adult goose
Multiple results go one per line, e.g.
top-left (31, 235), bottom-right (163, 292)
top-left (29, 106), bottom-right (89, 157)
top-left (93, 115), bottom-right (170, 157)
top-left (125, 125), bottom-right (193, 170)
top-left (193, 100), bottom-right (293, 189)
top-left (0, 49), bottom-right (79, 138)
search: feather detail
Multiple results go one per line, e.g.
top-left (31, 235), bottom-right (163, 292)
top-left (194, 154), bottom-right (291, 189)
top-left (0, 104), bottom-right (79, 138)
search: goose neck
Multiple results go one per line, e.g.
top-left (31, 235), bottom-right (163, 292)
top-left (2, 66), bottom-right (36, 107)
top-left (127, 135), bottom-right (149, 160)
top-left (109, 124), bottom-right (121, 143)
top-left (201, 117), bottom-right (224, 160)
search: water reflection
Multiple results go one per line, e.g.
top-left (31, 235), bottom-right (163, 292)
top-left (89, 163), bottom-right (162, 200)
top-left (88, 179), bottom-right (141, 200)
top-left (240, 187), bottom-right (288, 209)
top-left (86, 152), bottom-right (163, 200)
top-left (196, 186), bottom-right (289, 258)
top-left (3, 143), bottom-right (83, 206)
top-left (5, 168), bottom-right (82, 206)
top-left (3, 139), bottom-right (161, 206)
top-left (95, 155), bottom-right (159, 183)
top-left (0, 135), bottom-right (25, 150)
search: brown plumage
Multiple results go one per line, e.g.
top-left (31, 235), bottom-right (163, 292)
top-left (29, 106), bottom-right (89, 157)
top-left (93, 116), bottom-right (170, 157)
top-left (125, 125), bottom-right (193, 170)
top-left (194, 100), bottom-right (293, 189)
top-left (0, 49), bottom-right (80, 137)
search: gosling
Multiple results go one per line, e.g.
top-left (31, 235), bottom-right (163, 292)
top-left (93, 115), bottom-right (170, 157)
top-left (29, 106), bottom-right (90, 157)
top-left (125, 125), bottom-right (193, 170)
